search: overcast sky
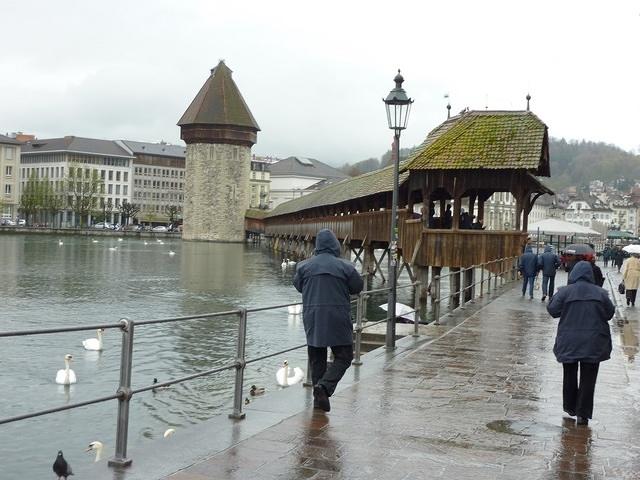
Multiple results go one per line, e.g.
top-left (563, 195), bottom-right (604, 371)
top-left (1, 1), bottom-right (639, 166)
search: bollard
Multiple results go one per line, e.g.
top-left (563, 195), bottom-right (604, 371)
top-left (229, 309), bottom-right (248, 420)
top-left (352, 291), bottom-right (364, 365)
top-left (109, 319), bottom-right (135, 468)
top-left (303, 356), bottom-right (313, 387)
top-left (413, 281), bottom-right (421, 337)
top-left (433, 275), bottom-right (441, 325)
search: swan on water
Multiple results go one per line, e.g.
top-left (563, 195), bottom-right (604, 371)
top-left (281, 259), bottom-right (288, 269)
top-left (82, 329), bottom-right (104, 351)
top-left (85, 441), bottom-right (104, 462)
top-left (53, 450), bottom-right (73, 479)
top-left (108, 246), bottom-right (118, 251)
top-left (163, 428), bottom-right (176, 438)
top-left (168, 250), bottom-right (176, 256)
top-left (58, 240), bottom-right (64, 246)
top-left (288, 304), bottom-right (302, 315)
top-left (117, 238), bottom-right (123, 242)
top-left (55, 354), bottom-right (77, 385)
top-left (276, 360), bottom-right (304, 387)
top-left (144, 241), bottom-right (149, 245)
top-left (91, 239), bottom-right (99, 243)
top-left (250, 385), bottom-right (266, 396)
top-left (287, 259), bottom-right (297, 266)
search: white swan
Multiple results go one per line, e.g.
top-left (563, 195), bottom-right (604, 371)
top-left (288, 304), bottom-right (303, 315)
top-left (55, 354), bottom-right (77, 385)
top-left (58, 240), bottom-right (64, 246)
top-left (168, 251), bottom-right (176, 256)
top-left (117, 238), bottom-right (123, 242)
top-left (85, 441), bottom-right (104, 462)
top-left (91, 239), bottom-right (98, 244)
top-left (276, 360), bottom-right (304, 387)
top-left (163, 428), bottom-right (176, 438)
top-left (281, 259), bottom-right (288, 269)
top-left (144, 241), bottom-right (149, 245)
top-left (82, 329), bottom-right (104, 351)
top-left (287, 259), bottom-right (297, 266)
top-left (108, 246), bottom-right (118, 251)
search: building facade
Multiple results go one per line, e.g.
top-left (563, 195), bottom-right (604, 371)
top-left (20, 136), bottom-right (134, 226)
top-left (249, 157), bottom-right (271, 209)
top-left (0, 134), bottom-right (21, 219)
top-left (119, 140), bottom-right (186, 224)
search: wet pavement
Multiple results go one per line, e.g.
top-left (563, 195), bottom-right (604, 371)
top-left (92, 267), bottom-right (640, 479)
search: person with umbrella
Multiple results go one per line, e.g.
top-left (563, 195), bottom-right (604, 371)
top-left (547, 261), bottom-right (614, 426)
top-left (621, 245), bottom-right (640, 307)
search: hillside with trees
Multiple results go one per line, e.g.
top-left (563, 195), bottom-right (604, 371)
top-left (339, 138), bottom-right (640, 192)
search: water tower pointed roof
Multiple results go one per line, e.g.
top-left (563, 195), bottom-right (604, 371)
top-left (178, 61), bottom-right (260, 130)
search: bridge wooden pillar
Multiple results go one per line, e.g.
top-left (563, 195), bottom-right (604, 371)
top-left (449, 267), bottom-right (460, 308)
top-left (363, 246), bottom-right (376, 275)
top-left (415, 265), bottom-right (430, 321)
top-left (464, 267), bottom-right (474, 301)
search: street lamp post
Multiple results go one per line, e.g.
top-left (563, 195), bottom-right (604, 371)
top-left (383, 69), bottom-right (413, 349)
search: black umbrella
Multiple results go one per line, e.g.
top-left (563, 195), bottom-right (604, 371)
top-left (564, 244), bottom-right (595, 256)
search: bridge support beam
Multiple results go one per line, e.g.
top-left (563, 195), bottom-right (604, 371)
top-left (363, 247), bottom-right (376, 276)
top-left (415, 265), bottom-right (430, 322)
top-left (449, 267), bottom-right (460, 310)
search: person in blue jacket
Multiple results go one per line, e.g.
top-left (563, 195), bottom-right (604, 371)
top-left (537, 244), bottom-right (561, 302)
top-left (518, 245), bottom-right (539, 299)
top-left (547, 261), bottom-right (614, 426)
top-left (294, 229), bottom-right (364, 412)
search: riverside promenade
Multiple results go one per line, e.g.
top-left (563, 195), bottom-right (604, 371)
top-left (88, 269), bottom-right (640, 480)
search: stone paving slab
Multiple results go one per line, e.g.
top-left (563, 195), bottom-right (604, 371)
top-left (162, 268), bottom-right (640, 480)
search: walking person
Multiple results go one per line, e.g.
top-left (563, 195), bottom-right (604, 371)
top-left (518, 245), bottom-right (538, 300)
top-left (293, 229), bottom-right (364, 412)
top-left (547, 261), bottom-right (614, 426)
top-left (613, 247), bottom-right (625, 273)
top-left (538, 244), bottom-right (560, 302)
top-left (621, 253), bottom-right (640, 307)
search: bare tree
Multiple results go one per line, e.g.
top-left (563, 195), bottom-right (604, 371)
top-left (120, 200), bottom-right (140, 225)
top-left (19, 172), bottom-right (41, 225)
top-left (165, 205), bottom-right (181, 224)
top-left (65, 165), bottom-right (103, 227)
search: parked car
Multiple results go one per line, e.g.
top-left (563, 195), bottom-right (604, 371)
top-left (124, 224), bottom-right (144, 232)
top-left (1, 218), bottom-right (16, 226)
top-left (152, 225), bottom-right (168, 232)
top-left (17, 219), bottom-right (26, 226)
top-left (93, 222), bottom-right (113, 229)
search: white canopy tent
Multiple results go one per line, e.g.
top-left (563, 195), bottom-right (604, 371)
top-left (527, 218), bottom-right (601, 237)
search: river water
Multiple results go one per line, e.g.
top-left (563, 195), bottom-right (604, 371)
top-left (0, 233), bottom-right (414, 478)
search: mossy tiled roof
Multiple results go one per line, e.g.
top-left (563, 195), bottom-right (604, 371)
top-left (267, 164), bottom-right (410, 218)
top-left (404, 110), bottom-right (548, 174)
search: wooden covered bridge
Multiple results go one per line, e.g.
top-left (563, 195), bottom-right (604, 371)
top-left (260, 109), bottom-right (553, 304)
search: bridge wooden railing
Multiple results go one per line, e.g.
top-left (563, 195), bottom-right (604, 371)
top-left (265, 210), bottom-right (526, 268)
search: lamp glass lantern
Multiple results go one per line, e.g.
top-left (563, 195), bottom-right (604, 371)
top-left (384, 70), bottom-right (413, 131)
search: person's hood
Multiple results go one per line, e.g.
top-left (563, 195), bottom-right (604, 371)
top-left (525, 245), bottom-right (533, 253)
top-left (315, 229), bottom-right (340, 257)
top-left (568, 260), bottom-right (595, 284)
top-left (544, 245), bottom-right (553, 253)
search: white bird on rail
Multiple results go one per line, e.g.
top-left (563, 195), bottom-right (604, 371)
top-left (276, 360), bottom-right (304, 387)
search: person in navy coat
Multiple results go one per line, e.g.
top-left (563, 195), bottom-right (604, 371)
top-left (547, 261), bottom-right (614, 425)
top-left (294, 229), bottom-right (364, 411)
top-left (537, 244), bottom-right (560, 301)
top-left (518, 245), bottom-right (539, 299)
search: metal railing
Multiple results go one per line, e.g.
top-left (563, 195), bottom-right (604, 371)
top-left (0, 256), bottom-right (518, 468)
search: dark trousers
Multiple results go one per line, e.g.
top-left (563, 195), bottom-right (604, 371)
top-left (521, 275), bottom-right (535, 297)
top-left (308, 344), bottom-right (353, 397)
top-left (626, 289), bottom-right (638, 306)
top-left (563, 362), bottom-right (600, 419)
top-left (542, 274), bottom-right (556, 298)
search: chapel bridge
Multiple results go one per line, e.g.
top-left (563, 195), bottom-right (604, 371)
top-left (248, 109), bottom-right (552, 297)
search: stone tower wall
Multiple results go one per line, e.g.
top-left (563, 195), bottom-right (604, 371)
top-left (182, 143), bottom-right (251, 242)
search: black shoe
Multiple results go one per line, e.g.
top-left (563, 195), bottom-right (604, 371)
top-left (313, 385), bottom-right (330, 412)
top-left (576, 416), bottom-right (588, 426)
top-left (541, 295), bottom-right (546, 302)
top-left (563, 409), bottom-right (576, 417)
top-left (627, 299), bottom-right (631, 306)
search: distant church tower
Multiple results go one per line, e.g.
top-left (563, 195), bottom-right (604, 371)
top-left (178, 61), bottom-right (260, 242)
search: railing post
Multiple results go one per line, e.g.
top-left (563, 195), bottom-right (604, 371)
top-left (109, 318), bottom-right (134, 468)
top-left (493, 260), bottom-right (499, 291)
top-left (352, 291), bottom-right (364, 365)
top-left (479, 264), bottom-right (485, 298)
top-left (459, 268), bottom-right (466, 310)
top-left (229, 309), bottom-right (247, 420)
top-left (433, 275), bottom-right (441, 325)
top-left (413, 281), bottom-right (421, 337)
top-left (500, 258), bottom-right (506, 286)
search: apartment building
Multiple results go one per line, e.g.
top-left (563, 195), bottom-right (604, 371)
top-left (20, 136), bottom-right (134, 226)
top-left (0, 134), bottom-right (21, 219)
top-left (119, 140), bottom-right (186, 224)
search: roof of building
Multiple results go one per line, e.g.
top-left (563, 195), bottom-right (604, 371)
top-left (404, 110), bottom-right (549, 175)
top-left (22, 136), bottom-right (134, 157)
top-left (270, 156), bottom-right (349, 181)
top-left (177, 61), bottom-right (260, 130)
top-left (0, 134), bottom-right (21, 145)
top-left (120, 140), bottom-right (186, 158)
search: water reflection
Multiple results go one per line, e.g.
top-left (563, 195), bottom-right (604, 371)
top-left (619, 319), bottom-right (639, 363)
top-left (551, 418), bottom-right (593, 477)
